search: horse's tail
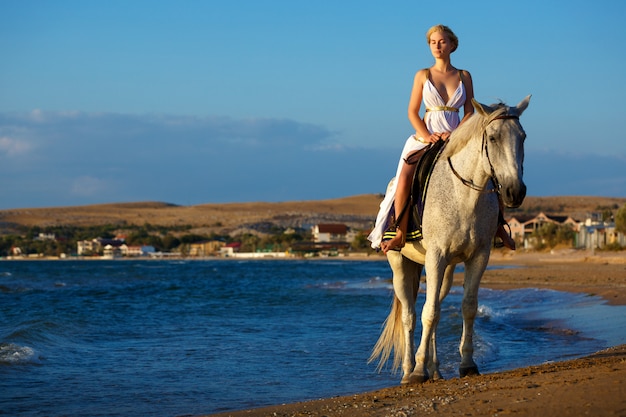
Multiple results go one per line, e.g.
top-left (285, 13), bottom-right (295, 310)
top-left (368, 294), bottom-right (405, 373)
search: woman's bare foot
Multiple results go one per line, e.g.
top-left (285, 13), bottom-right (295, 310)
top-left (381, 229), bottom-right (406, 254)
top-left (496, 225), bottom-right (516, 250)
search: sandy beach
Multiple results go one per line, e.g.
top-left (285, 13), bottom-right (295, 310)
top-left (208, 250), bottom-right (626, 417)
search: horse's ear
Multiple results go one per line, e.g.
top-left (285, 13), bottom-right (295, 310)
top-left (515, 95), bottom-right (531, 116)
top-left (472, 98), bottom-right (493, 116)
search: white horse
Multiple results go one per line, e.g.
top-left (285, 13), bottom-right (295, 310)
top-left (370, 96), bottom-right (531, 384)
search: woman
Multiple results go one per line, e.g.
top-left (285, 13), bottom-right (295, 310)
top-left (368, 24), bottom-right (515, 253)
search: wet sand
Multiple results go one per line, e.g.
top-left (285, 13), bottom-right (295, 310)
top-left (207, 250), bottom-right (626, 417)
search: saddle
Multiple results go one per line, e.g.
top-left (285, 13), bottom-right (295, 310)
top-left (404, 140), bottom-right (447, 241)
top-left (383, 140), bottom-right (446, 244)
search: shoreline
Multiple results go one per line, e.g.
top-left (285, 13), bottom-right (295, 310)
top-left (206, 250), bottom-right (626, 417)
top-left (484, 250), bottom-right (626, 305)
top-left (208, 344), bottom-right (626, 417)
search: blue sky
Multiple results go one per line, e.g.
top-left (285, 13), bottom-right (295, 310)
top-left (1, 0), bottom-right (625, 209)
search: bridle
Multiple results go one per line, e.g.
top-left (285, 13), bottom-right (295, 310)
top-left (447, 113), bottom-right (520, 194)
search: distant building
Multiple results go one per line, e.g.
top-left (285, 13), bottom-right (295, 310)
top-left (34, 233), bottom-right (56, 241)
top-left (507, 215), bottom-right (534, 243)
top-left (288, 223), bottom-right (355, 255)
top-left (77, 237), bottom-right (125, 256)
top-left (219, 242), bottom-right (241, 257)
top-left (103, 244), bottom-right (121, 258)
top-left (506, 212), bottom-right (580, 249)
top-left (188, 240), bottom-right (225, 257)
top-left (120, 245), bottom-right (156, 257)
top-left (578, 219), bottom-right (625, 250)
top-left (312, 224), bottom-right (348, 243)
top-left (506, 211), bottom-right (625, 250)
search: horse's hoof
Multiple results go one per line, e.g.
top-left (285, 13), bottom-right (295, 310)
top-left (403, 372), bottom-right (428, 384)
top-left (459, 366), bottom-right (480, 378)
top-left (430, 371), bottom-right (444, 381)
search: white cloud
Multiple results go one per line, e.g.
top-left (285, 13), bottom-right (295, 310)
top-left (0, 136), bottom-right (33, 156)
top-left (306, 142), bottom-right (347, 152)
top-left (29, 109), bottom-right (45, 122)
top-left (0, 110), bottom-right (623, 209)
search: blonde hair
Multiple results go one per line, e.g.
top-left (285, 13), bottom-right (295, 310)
top-left (426, 24), bottom-right (459, 52)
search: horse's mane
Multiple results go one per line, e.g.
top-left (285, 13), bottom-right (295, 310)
top-left (441, 103), bottom-right (510, 159)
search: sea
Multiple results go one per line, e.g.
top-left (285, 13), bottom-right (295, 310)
top-left (1, 259), bottom-right (625, 417)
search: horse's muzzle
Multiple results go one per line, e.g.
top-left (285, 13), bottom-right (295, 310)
top-left (503, 182), bottom-right (526, 208)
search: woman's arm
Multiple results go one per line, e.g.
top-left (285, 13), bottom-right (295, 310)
top-left (459, 69), bottom-right (474, 126)
top-left (407, 69), bottom-right (437, 142)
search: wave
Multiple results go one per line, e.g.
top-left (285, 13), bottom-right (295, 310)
top-left (0, 343), bottom-right (41, 365)
top-left (313, 276), bottom-right (393, 291)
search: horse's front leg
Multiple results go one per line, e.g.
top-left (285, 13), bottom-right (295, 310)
top-left (458, 254), bottom-right (489, 377)
top-left (427, 264), bottom-right (456, 380)
top-left (409, 253), bottom-right (446, 383)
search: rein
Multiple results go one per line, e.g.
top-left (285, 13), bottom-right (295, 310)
top-left (448, 113), bottom-right (519, 194)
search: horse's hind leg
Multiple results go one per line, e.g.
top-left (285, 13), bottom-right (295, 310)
top-left (387, 251), bottom-right (422, 384)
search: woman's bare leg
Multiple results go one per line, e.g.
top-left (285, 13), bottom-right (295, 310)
top-left (381, 161), bottom-right (416, 254)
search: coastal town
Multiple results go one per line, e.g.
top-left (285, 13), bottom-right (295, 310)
top-left (3, 204), bottom-right (625, 260)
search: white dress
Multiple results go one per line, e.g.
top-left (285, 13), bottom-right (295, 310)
top-left (367, 74), bottom-right (466, 249)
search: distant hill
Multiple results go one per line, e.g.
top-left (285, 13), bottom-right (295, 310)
top-left (0, 195), bottom-right (624, 236)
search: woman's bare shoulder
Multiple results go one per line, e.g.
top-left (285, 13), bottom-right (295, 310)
top-left (459, 69), bottom-right (473, 79)
top-left (414, 68), bottom-right (430, 82)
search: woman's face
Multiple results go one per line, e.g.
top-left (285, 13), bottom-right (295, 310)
top-left (429, 31), bottom-right (453, 59)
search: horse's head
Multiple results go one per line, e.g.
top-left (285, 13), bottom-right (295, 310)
top-left (472, 96), bottom-right (531, 208)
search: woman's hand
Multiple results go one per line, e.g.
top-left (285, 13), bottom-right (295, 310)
top-left (428, 132), bottom-right (446, 142)
top-left (417, 132), bottom-right (451, 143)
